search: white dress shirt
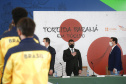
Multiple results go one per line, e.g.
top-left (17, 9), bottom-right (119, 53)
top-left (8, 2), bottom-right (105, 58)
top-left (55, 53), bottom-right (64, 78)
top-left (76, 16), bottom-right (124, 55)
top-left (110, 45), bottom-right (116, 53)
top-left (69, 48), bottom-right (75, 53)
top-left (46, 45), bottom-right (49, 48)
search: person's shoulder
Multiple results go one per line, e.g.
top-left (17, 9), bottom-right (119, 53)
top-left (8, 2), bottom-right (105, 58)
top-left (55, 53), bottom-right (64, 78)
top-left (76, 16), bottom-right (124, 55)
top-left (41, 45), bottom-right (49, 51)
top-left (64, 48), bottom-right (69, 51)
top-left (35, 43), bottom-right (49, 52)
top-left (75, 48), bottom-right (79, 51)
top-left (33, 34), bottom-right (40, 42)
top-left (4, 45), bottom-right (21, 69)
top-left (33, 34), bottom-right (37, 37)
top-left (115, 45), bottom-right (121, 51)
top-left (5, 45), bottom-right (20, 57)
top-left (49, 46), bottom-right (56, 54)
top-left (0, 32), bottom-right (9, 39)
top-left (33, 34), bottom-right (39, 39)
top-left (8, 43), bottom-right (49, 55)
top-left (0, 34), bottom-right (3, 40)
top-left (0, 30), bottom-right (18, 40)
top-left (49, 46), bottom-right (55, 50)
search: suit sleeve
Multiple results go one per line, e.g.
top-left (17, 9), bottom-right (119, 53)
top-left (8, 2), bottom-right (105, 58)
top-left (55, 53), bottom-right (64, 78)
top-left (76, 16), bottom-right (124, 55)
top-left (78, 50), bottom-right (82, 70)
top-left (63, 50), bottom-right (74, 62)
top-left (0, 39), bottom-right (4, 83)
top-left (2, 55), bottom-right (13, 84)
top-left (50, 48), bottom-right (56, 71)
top-left (114, 48), bottom-right (122, 69)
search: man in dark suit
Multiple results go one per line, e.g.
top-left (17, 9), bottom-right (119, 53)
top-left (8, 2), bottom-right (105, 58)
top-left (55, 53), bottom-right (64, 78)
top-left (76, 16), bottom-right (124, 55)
top-left (43, 37), bottom-right (56, 75)
top-left (108, 37), bottom-right (123, 75)
top-left (63, 39), bottom-right (82, 76)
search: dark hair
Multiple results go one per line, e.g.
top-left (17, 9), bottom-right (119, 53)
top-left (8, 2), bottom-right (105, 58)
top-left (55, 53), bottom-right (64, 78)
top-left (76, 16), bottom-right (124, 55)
top-left (44, 38), bottom-right (50, 44)
top-left (17, 17), bottom-right (35, 37)
top-left (111, 37), bottom-right (118, 44)
top-left (12, 7), bottom-right (28, 25)
top-left (68, 39), bottom-right (74, 43)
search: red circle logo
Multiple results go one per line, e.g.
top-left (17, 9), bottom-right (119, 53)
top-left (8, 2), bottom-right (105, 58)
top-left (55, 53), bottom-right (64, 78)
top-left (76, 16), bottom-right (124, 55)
top-left (120, 55), bottom-right (126, 74)
top-left (87, 37), bottom-right (123, 75)
top-left (60, 19), bottom-right (82, 42)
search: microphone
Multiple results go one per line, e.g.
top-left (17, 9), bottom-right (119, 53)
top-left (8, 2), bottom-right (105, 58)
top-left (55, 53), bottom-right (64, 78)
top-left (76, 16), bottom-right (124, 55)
top-left (90, 46), bottom-right (110, 76)
top-left (59, 62), bottom-right (63, 77)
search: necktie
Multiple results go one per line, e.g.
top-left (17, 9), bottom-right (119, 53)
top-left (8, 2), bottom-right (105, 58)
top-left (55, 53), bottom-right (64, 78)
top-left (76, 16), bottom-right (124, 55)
top-left (71, 48), bottom-right (74, 53)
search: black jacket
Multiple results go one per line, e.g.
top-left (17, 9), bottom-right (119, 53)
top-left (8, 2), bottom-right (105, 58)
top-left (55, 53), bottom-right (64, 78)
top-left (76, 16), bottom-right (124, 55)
top-left (108, 45), bottom-right (123, 71)
top-left (48, 46), bottom-right (56, 72)
top-left (63, 48), bottom-right (82, 72)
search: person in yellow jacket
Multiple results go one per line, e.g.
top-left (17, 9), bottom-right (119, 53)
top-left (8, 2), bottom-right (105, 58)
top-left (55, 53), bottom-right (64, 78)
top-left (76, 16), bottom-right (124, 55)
top-left (0, 7), bottom-right (39, 83)
top-left (2, 17), bottom-right (51, 84)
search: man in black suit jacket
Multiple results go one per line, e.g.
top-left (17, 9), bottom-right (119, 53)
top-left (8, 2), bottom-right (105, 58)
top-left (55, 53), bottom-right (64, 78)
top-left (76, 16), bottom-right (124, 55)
top-left (108, 37), bottom-right (123, 75)
top-left (63, 39), bottom-right (82, 76)
top-left (43, 38), bottom-right (56, 75)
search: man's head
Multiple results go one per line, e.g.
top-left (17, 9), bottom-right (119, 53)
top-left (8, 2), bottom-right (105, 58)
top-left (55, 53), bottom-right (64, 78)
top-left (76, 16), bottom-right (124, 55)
top-left (43, 38), bottom-right (50, 47)
top-left (68, 39), bottom-right (75, 48)
top-left (17, 17), bottom-right (35, 38)
top-left (109, 37), bottom-right (118, 47)
top-left (12, 7), bottom-right (28, 25)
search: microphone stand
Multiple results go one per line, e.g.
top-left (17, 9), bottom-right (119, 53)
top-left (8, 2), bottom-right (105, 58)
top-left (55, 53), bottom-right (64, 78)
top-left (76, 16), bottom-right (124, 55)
top-left (91, 62), bottom-right (96, 76)
top-left (121, 71), bottom-right (124, 76)
top-left (121, 62), bottom-right (125, 76)
top-left (121, 55), bottom-right (126, 76)
top-left (90, 46), bottom-right (110, 77)
top-left (60, 63), bottom-right (63, 77)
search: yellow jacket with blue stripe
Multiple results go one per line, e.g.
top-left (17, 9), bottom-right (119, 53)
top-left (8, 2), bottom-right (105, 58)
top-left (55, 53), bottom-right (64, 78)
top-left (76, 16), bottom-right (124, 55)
top-left (0, 27), bottom-right (39, 83)
top-left (2, 38), bottom-right (51, 84)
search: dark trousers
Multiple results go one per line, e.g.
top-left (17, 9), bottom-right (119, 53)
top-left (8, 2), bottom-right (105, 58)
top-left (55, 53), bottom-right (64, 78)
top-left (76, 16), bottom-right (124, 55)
top-left (66, 67), bottom-right (78, 76)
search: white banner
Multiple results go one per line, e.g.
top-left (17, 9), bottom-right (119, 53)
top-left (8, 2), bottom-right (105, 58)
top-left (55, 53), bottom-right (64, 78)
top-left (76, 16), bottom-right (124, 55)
top-left (34, 11), bottom-right (126, 75)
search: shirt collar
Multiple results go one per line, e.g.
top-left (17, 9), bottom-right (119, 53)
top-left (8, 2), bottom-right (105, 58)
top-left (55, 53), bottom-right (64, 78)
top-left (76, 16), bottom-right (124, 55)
top-left (46, 45), bottom-right (50, 48)
top-left (20, 38), bottom-right (35, 44)
top-left (112, 45), bottom-right (116, 50)
top-left (69, 47), bottom-right (74, 49)
top-left (69, 48), bottom-right (75, 51)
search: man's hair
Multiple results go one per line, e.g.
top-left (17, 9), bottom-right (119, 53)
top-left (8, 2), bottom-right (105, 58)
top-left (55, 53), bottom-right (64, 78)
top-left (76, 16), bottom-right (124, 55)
top-left (111, 37), bottom-right (118, 44)
top-left (44, 38), bottom-right (50, 44)
top-left (12, 7), bottom-right (28, 25)
top-left (68, 39), bottom-right (74, 43)
top-left (17, 17), bottom-right (35, 37)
